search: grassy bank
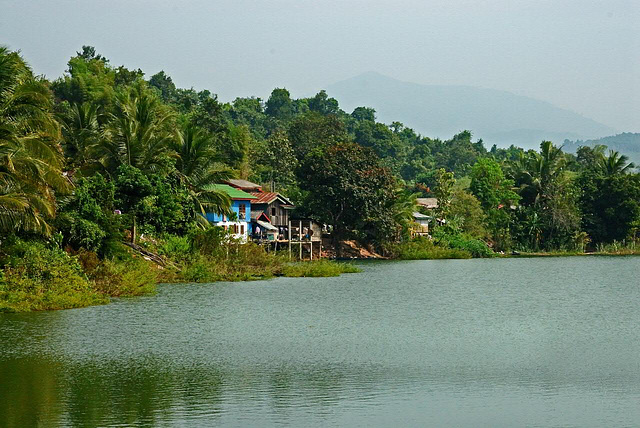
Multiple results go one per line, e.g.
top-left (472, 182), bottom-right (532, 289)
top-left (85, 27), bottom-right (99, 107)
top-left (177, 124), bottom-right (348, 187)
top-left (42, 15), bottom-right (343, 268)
top-left (0, 232), bottom-right (361, 313)
top-left (0, 241), bottom-right (159, 313)
top-left (281, 260), bottom-right (361, 277)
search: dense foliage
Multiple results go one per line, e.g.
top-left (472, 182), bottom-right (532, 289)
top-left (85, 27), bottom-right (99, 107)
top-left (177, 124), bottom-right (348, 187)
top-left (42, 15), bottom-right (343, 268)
top-left (0, 45), bottom-right (639, 311)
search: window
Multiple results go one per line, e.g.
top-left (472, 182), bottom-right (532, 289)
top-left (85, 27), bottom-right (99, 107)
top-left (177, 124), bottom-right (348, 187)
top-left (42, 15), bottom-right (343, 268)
top-left (271, 207), bottom-right (276, 216)
top-left (239, 204), bottom-right (246, 220)
top-left (233, 224), bottom-right (238, 234)
top-left (240, 225), bottom-right (245, 235)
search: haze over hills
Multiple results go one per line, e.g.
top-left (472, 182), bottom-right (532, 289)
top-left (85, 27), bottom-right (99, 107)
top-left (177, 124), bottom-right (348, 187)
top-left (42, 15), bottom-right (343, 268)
top-left (327, 72), bottom-right (617, 150)
top-left (564, 133), bottom-right (640, 166)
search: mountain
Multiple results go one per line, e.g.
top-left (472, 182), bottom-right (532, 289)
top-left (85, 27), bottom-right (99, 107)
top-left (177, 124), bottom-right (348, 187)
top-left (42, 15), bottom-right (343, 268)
top-left (326, 72), bottom-right (616, 150)
top-left (563, 133), bottom-right (640, 165)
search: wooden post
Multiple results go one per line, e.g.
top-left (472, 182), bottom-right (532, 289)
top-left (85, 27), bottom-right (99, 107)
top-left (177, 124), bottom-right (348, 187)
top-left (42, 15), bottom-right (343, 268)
top-left (288, 220), bottom-right (292, 260)
top-left (299, 220), bottom-right (303, 260)
top-left (310, 240), bottom-right (313, 260)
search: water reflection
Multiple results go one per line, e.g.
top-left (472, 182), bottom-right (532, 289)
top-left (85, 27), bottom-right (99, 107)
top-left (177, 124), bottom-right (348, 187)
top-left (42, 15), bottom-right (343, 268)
top-left (1, 257), bottom-right (640, 427)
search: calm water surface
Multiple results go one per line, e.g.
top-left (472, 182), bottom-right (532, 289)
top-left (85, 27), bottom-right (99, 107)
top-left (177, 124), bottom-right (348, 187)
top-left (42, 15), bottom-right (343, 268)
top-left (1, 257), bottom-right (639, 427)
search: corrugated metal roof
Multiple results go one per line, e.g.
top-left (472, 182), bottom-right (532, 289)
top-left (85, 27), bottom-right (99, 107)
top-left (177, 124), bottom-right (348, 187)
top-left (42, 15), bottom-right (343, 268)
top-left (250, 192), bottom-right (294, 206)
top-left (256, 220), bottom-right (277, 231)
top-left (251, 192), bottom-right (278, 204)
top-left (204, 184), bottom-right (257, 200)
top-left (417, 198), bottom-right (438, 208)
top-left (225, 179), bottom-right (262, 190)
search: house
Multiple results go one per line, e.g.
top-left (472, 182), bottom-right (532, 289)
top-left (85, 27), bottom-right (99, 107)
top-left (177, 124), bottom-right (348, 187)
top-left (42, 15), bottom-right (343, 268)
top-left (203, 184), bottom-right (257, 242)
top-left (250, 191), bottom-right (295, 239)
top-left (223, 179), bottom-right (296, 241)
top-left (412, 212), bottom-right (432, 236)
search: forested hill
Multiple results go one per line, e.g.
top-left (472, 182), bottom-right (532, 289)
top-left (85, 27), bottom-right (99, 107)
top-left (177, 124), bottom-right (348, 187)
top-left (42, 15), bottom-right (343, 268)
top-left (564, 133), bottom-right (640, 165)
top-left (327, 72), bottom-right (615, 150)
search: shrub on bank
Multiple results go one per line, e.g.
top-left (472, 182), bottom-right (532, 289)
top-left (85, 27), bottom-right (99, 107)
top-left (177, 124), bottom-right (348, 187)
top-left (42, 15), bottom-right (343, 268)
top-left (281, 260), bottom-right (361, 277)
top-left (0, 241), bottom-right (108, 312)
top-left (391, 237), bottom-right (472, 260)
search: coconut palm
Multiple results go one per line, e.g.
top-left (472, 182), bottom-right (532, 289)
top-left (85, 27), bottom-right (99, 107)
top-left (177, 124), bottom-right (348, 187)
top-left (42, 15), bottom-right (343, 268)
top-left (170, 121), bottom-right (232, 222)
top-left (98, 81), bottom-right (175, 174)
top-left (599, 150), bottom-right (635, 176)
top-left (59, 101), bottom-right (103, 172)
top-left (0, 47), bottom-right (68, 235)
top-left (509, 141), bottom-right (566, 206)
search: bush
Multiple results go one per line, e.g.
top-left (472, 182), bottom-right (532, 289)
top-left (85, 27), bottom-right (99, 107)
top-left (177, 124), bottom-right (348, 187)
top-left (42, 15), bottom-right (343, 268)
top-left (0, 241), bottom-right (108, 312)
top-left (158, 235), bottom-right (192, 262)
top-left (437, 233), bottom-right (495, 258)
top-left (391, 237), bottom-right (472, 260)
top-left (281, 260), bottom-right (361, 277)
top-left (89, 257), bottom-right (158, 297)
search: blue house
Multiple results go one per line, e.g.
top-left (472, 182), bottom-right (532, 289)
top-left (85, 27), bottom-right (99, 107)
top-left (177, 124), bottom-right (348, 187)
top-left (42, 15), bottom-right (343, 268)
top-left (204, 184), bottom-right (257, 242)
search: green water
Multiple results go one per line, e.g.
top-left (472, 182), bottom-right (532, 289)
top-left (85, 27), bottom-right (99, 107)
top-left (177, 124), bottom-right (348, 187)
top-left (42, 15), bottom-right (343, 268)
top-left (1, 257), bottom-right (639, 427)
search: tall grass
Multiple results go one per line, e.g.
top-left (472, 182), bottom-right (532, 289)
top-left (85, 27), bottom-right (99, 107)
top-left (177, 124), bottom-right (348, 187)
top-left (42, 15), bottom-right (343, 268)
top-left (281, 260), bottom-right (361, 277)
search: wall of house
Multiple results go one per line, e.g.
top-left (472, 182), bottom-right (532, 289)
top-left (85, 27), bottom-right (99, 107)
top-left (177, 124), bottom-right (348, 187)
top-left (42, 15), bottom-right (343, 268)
top-left (205, 200), bottom-right (253, 240)
top-left (206, 200), bottom-right (252, 224)
top-left (253, 201), bottom-right (290, 227)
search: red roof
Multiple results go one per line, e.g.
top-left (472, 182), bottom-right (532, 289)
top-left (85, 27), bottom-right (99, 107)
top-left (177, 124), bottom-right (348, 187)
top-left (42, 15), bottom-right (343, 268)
top-left (250, 192), bottom-right (279, 204)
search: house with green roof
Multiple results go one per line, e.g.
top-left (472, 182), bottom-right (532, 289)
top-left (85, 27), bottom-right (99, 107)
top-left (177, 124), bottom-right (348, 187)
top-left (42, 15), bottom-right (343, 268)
top-left (204, 184), bottom-right (257, 242)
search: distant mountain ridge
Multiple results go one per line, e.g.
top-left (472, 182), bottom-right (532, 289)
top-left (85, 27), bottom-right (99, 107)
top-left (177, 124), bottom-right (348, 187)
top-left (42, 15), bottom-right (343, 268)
top-left (563, 133), bottom-right (640, 165)
top-left (327, 72), bottom-right (616, 150)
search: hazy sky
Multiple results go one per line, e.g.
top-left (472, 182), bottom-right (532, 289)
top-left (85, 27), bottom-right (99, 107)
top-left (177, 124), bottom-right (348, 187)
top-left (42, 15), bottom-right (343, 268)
top-left (1, 0), bottom-right (638, 131)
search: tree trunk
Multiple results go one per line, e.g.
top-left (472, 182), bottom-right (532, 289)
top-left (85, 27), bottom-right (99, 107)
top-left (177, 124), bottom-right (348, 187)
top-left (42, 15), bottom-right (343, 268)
top-left (131, 215), bottom-right (137, 244)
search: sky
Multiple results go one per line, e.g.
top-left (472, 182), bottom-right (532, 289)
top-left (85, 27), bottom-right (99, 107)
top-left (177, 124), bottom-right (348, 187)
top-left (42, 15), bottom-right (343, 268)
top-left (1, 0), bottom-right (638, 132)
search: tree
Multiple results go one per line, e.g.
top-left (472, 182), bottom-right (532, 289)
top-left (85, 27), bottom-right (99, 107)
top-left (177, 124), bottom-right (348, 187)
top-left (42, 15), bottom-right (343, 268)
top-left (113, 165), bottom-right (153, 243)
top-left (470, 158), bottom-right (519, 210)
top-left (265, 88), bottom-right (295, 122)
top-left (255, 130), bottom-right (298, 191)
top-left (298, 142), bottom-right (397, 256)
top-left (99, 81), bottom-right (175, 174)
top-left (578, 168), bottom-right (640, 244)
top-left (0, 47), bottom-right (69, 235)
top-left (599, 150), bottom-right (635, 176)
top-left (169, 120), bottom-right (232, 223)
top-left (308, 90), bottom-right (340, 116)
top-left (434, 168), bottom-right (455, 219)
top-left (449, 189), bottom-right (487, 239)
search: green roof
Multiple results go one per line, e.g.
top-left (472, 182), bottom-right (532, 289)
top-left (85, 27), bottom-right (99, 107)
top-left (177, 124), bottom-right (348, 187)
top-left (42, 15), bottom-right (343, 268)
top-left (204, 184), bottom-right (257, 200)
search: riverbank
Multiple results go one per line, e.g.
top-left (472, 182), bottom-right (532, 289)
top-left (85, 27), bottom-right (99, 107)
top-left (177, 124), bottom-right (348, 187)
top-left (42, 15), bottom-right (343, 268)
top-left (0, 238), bottom-right (361, 313)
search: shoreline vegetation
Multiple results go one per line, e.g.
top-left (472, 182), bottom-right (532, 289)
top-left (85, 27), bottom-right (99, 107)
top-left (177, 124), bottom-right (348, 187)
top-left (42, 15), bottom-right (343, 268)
top-left (1, 45), bottom-right (639, 312)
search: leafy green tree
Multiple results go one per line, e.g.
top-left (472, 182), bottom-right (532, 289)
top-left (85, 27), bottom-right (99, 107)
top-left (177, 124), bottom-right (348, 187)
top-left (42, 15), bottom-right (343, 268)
top-left (578, 170), bottom-right (640, 243)
top-left (0, 47), bottom-right (69, 235)
top-left (265, 88), bottom-right (295, 122)
top-left (449, 189), bottom-right (487, 239)
top-left (287, 111), bottom-right (348, 159)
top-left (55, 174), bottom-right (120, 254)
top-left (59, 101), bottom-right (103, 172)
top-left (308, 90), bottom-right (340, 115)
top-left (434, 168), bottom-right (455, 219)
top-left (299, 142), bottom-right (397, 256)
top-left (470, 158), bottom-right (519, 210)
top-left (351, 107), bottom-right (376, 122)
top-left (254, 130), bottom-right (298, 191)
top-left (113, 165), bottom-right (153, 243)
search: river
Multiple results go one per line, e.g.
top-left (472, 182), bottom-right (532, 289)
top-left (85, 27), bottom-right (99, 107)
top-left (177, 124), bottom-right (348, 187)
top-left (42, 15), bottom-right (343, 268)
top-left (1, 257), bottom-right (639, 427)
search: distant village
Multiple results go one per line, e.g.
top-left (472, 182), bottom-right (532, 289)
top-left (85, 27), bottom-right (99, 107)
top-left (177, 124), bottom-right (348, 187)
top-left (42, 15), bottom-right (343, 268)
top-left (208, 180), bottom-right (440, 258)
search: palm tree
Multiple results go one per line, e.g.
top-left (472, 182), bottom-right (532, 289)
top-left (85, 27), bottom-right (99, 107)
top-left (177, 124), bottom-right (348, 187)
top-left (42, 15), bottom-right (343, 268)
top-left (98, 81), bottom-right (175, 174)
top-left (509, 141), bottom-right (566, 206)
top-left (59, 101), bottom-right (103, 172)
top-left (170, 121), bottom-right (232, 224)
top-left (0, 47), bottom-right (68, 235)
top-left (599, 150), bottom-right (635, 176)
